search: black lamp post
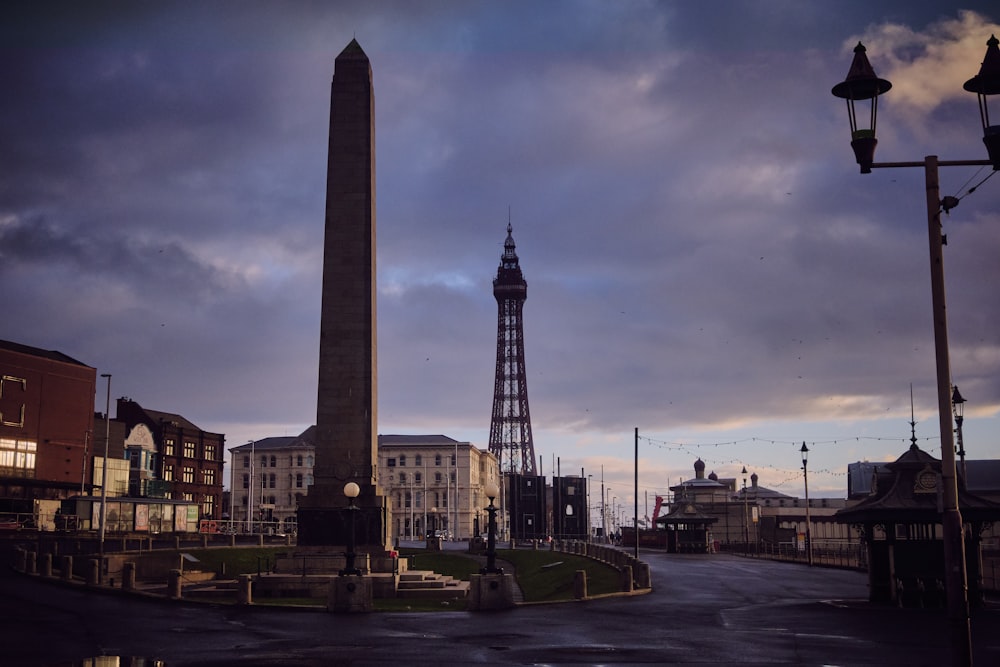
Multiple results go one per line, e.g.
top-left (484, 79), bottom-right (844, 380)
top-left (339, 482), bottom-right (361, 576)
top-left (481, 481), bottom-right (503, 574)
top-left (952, 386), bottom-right (968, 483)
top-left (741, 466), bottom-right (749, 553)
top-left (831, 36), bottom-right (1000, 667)
top-left (800, 443), bottom-right (813, 567)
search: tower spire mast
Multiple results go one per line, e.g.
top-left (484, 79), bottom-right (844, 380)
top-left (488, 224), bottom-right (536, 475)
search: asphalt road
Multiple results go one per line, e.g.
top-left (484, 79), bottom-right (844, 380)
top-left (3, 549), bottom-right (999, 665)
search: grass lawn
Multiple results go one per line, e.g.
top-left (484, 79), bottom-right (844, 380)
top-left (496, 549), bottom-right (621, 602)
top-left (176, 545), bottom-right (623, 607)
top-left (185, 546), bottom-right (291, 577)
top-left (399, 547), bottom-right (621, 603)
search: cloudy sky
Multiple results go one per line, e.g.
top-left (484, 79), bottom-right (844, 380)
top-left (4, 2), bottom-right (1000, 510)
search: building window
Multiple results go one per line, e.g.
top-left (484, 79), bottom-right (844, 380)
top-left (415, 454), bottom-right (422, 466)
top-left (270, 455), bottom-right (276, 467)
top-left (183, 441), bottom-right (196, 458)
top-left (306, 474), bottom-right (313, 486)
top-left (415, 472), bottom-right (422, 484)
top-left (183, 492), bottom-right (194, 502)
top-left (450, 472), bottom-right (456, 484)
top-left (296, 473), bottom-right (303, 488)
top-left (450, 454), bottom-right (456, 466)
top-left (405, 492), bottom-right (412, 508)
top-left (399, 454), bottom-right (407, 467)
top-left (203, 469), bottom-right (215, 486)
top-left (203, 496), bottom-right (215, 517)
top-left (307, 455), bottom-right (314, 467)
top-left (243, 455), bottom-right (250, 468)
top-left (387, 458), bottom-right (396, 467)
top-left (242, 473), bottom-right (249, 489)
top-left (204, 443), bottom-right (216, 461)
top-left (435, 454), bottom-right (441, 466)
top-left (164, 439), bottom-right (175, 456)
top-left (164, 464), bottom-right (174, 481)
top-left (435, 472), bottom-right (442, 484)
top-left (297, 454), bottom-right (303, 466)
top-left (267, 474), bottom-right (274, 488)
top-left (182, 467), bottom-right (195, 483)
top-left (260, 456), bottom-right (267, 468)
top-left (399, 472), bottom-right (407, 484)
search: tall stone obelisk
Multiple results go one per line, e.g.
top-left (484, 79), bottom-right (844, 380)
top-left (297, 39), bottom-right (390, 554)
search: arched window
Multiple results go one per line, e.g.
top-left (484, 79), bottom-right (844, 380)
top-left (296, 473), bottom-right (303, 488)
top-left (435, 454), bottom-right (442, 466)
top-left (260, 456), bottom-right (267, 468)
top-left (415, 454), bottom-right (422, 466)
top-left (399, 472), bottom-right (407, 484)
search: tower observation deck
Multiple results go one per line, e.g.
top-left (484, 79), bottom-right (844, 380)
top-left (488, 224), bottom-right (537, 475)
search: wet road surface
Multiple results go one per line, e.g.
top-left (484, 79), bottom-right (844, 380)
top-left (3, 550), bottom-right (999, 665)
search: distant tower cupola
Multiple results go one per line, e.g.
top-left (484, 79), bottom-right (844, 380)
top-left (708, 471), bottom-right (718, 481)
top-left (751, 472), bottom-right (759, 489)
top-left (694, 458), bottom-right (706, 479)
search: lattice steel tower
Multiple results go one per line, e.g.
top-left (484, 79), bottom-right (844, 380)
top-left (488, 224), bottom-right (537, 475)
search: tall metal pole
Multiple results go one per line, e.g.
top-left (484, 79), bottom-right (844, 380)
top-left (600, 466), bottom-right (606, 543)
top-left (247, 440), bottom-right (254, 533)
top-left (98, 373), bottom-right (111, 583)
top-left (921, 156), bottom-right (971, 664)
top-left (634, 427), bottom-right (639, 559)
top-left (801, 443), bottom-right (813, 566)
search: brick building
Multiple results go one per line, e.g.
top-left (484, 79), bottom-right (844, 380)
top-left (0, 339), bottom-right (96, 513)
top-left (114, 398), bottom-right (225, 520)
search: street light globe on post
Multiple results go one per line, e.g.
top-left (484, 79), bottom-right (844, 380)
top-left (831, 42), bottom-right (892, 174)
top-left (484, 481), bottom-right (500, 501)
top-left (963, 35), bottom-right (1000, 170)
top-left (800, 442), bottom-right (809, 468)
top-left (344, 482), bottom-right (360, 499)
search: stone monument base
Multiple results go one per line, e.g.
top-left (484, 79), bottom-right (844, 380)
top-left (467, 573), bottom-right (516, 611)
top-left (329, 575), bottom-right (373, 612)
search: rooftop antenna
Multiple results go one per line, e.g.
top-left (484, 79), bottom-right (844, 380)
top-left (908, 383), bottom-right (918, 449)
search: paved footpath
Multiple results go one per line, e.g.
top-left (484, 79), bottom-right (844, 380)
top-left (2, 549), bottom-right (999, 665)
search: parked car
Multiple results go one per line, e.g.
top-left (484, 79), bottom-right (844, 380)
top-left (0, 516), bottom-right (21, 531)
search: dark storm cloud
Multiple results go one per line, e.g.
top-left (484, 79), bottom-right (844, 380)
top-left (2, 2), bottom-right (999, 480)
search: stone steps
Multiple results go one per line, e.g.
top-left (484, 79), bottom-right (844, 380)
top-left (395, 569), bottom-right (468, 599)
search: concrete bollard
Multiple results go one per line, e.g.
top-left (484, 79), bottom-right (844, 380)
top-left (13, 547), bottom-right (26, 572)
top-left (258, 534), bottom-right (264, 547)
top-left (202, 535), bottom-right (209, 548)
top-left (237, 574), bottom-right (253, 605)
top-left (25, 550), bottom-right (37, 575)
top-left (40, 553), bottom-right (52, 577)
top-left (230, 534), bottom-right (236, 547)
top-left (122, 562), bottom-right (136, 591)
top-left (573, 569), bottom-right (588, 600)
top-left (168, 569), bottom-right (182, 599)
top-left (634, 562), bottom-right (651, 589)
top-left (87, 559), bottom-right (100, 586)
top-left (60, 555), bottom-right (74, 581)
top-left (175, 536), bottom-right (181, 550)
top-left (620, 565), bottom-right (634, 593)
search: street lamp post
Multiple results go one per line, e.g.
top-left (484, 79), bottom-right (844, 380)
top-left (831, 35), bottom-right (1000, 667)
top-left (339, 482), bottom-right (361, 576)
top-left (952, 386), bottom-right (968, 482)
top-left (98, 373), bottom-right (111, 583)
top-left (800, 443), bottom-right (813, 567)
top-left (481, 481), bottom-right (503, 574)
top-left (741, 466), bottom-right (748, 554)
